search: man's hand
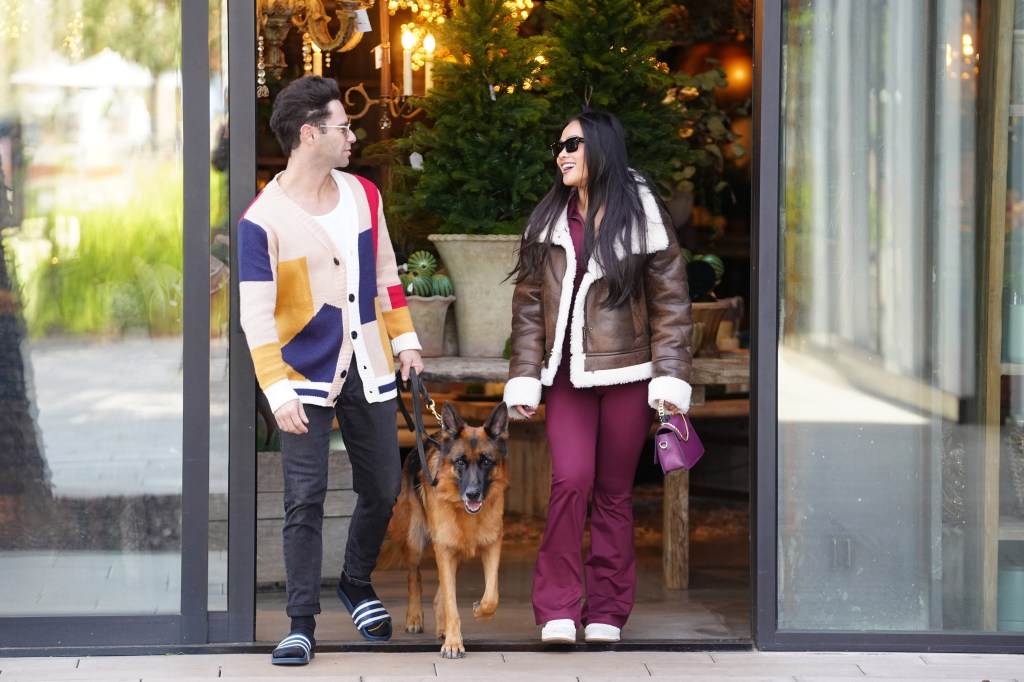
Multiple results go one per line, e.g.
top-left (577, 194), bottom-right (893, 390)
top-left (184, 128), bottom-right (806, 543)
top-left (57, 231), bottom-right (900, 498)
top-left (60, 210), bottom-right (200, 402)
top-left (398, 349), bottom-right (424, 382)
top-left (275, 399), bottom-right (309, 434)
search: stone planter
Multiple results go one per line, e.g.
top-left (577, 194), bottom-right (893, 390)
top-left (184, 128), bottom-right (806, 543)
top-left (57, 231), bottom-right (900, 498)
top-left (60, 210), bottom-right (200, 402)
top-left (407, 295), bottom-right (456, 358)
top-left (428, 233), bottom-right (520, 358)
top-left (690, 300), bottom-right (734, 358)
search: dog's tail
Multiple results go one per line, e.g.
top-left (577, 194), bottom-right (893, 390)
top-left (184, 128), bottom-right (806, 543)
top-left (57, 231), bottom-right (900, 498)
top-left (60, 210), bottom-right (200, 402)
top-left (376, 533), bottom-right (405, 570)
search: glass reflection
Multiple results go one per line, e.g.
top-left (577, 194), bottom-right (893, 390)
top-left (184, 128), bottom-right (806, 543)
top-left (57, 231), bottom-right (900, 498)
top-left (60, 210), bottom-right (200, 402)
top-left (209, 0), bottom-right (230, 613)
top-left (779, 0), bottom-right (986, 631)
top-left (0, 2), bottom-right (184, 615)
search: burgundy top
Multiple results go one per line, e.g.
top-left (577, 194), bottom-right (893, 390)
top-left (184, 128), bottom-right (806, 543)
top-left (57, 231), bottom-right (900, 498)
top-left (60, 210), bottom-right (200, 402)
top-left (562, 197), bottom-right (588, 361)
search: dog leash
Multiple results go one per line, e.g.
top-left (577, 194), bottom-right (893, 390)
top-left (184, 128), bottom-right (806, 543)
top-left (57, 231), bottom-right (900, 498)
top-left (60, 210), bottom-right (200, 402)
top-left (396, 367), bottom-right (442, 487)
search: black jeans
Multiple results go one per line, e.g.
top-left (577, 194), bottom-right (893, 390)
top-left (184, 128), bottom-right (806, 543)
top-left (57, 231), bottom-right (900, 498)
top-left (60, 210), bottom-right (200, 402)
top-left (278, 358), bottom-right (401, 617)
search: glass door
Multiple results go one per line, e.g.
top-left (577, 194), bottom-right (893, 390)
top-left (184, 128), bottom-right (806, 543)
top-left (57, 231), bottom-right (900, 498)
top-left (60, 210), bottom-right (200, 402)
top-left (756, 0), bottom-right (1024, 648)
top-left (0, 0), bottom-right (252, 647)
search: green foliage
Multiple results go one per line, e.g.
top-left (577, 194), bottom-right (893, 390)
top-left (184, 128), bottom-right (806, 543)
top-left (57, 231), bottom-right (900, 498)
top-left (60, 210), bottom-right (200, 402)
top-left (543, 0), bottom-right (738, 204)
top-left (392, 0), bottom-right (552, 235)
top-left (430, 273), bottom-right (454, 297)
top-left (665, 0), bottom-right (754, 45)
top-left (79, 0), bottom-right (181, 74)
top-left (696, 252), bottom-right (725, 280)
top-left (406, 250), bottom-right (438, 277)
top-left (407, 273), bottom-right (434, 297)
top-left (543, 0), bottom-right (678, 183)
top-left (17, 169), bottom-right (184, 337)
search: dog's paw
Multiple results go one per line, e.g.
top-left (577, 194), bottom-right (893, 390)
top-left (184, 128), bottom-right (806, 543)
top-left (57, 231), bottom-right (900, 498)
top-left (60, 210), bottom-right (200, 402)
top-left (472, 599), bottom-right (498, 621)
top-left (439, 638), bottom-right (465, 659)
top-left (405, 617), bottom-right (423, 634)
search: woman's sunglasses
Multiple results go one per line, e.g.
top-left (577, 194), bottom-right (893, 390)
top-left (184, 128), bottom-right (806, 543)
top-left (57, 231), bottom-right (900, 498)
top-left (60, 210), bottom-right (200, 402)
top-left (549, 136), bottom-right (585, 157)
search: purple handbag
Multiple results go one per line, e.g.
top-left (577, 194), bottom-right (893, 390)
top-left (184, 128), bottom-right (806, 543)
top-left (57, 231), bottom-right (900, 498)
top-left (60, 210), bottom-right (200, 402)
top-left (654, 401), bottom-right (704, 474)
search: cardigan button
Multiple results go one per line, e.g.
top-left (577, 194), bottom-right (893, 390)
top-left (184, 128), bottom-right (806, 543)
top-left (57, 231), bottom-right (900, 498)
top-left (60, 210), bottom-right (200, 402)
top-left (333, 257), bottom-right (340, 265)
top-left (339, 370), bottom-right (348, 379)
top-left (349, 294), bottom-right (355, 302)
top-left (351, 331), bottom-right (358, 339)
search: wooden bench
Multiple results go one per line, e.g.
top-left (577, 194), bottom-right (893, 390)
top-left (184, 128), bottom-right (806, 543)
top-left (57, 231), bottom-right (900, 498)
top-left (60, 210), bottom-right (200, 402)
top-left (415, 353), bottom-right (750, 589)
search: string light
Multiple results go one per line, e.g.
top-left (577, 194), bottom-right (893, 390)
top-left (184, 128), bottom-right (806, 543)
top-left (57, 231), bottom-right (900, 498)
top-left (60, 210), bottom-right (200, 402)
top-left (302, 32), bottom-right (313, 73)
top-left (503, 0), bottom-right (534, 20)
top-left (257, 36), bottom-right (269, 98)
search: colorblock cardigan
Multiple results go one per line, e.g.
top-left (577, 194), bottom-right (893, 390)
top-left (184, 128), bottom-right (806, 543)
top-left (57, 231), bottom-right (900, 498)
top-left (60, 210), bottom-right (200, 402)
top-left (238, 170), bottom-right (420, 412)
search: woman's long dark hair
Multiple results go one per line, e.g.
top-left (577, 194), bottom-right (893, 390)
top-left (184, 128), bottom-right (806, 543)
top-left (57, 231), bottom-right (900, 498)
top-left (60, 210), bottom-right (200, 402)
top-left (511, 109), bottom-right (649, 308)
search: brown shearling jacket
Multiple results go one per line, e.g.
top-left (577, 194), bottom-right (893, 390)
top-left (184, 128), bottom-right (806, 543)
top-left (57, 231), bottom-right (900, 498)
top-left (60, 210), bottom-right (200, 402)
top-left (503, 183), bottom-right (694, 417)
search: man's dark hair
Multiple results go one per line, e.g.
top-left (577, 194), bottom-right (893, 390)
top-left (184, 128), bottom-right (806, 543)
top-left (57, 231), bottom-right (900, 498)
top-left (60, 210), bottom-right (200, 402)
top-left (269, 76), bottom-right (341, 156)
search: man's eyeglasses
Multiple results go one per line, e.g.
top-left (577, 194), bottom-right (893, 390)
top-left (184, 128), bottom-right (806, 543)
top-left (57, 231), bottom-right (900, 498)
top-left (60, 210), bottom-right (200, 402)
top-left (316, 122), bottom-right (353, 135)
top-left (549, 136), bottom-right (585, 157)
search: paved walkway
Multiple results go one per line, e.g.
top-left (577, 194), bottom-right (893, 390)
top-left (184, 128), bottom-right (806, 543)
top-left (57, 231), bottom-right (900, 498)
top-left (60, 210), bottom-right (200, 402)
top-left (0, 650), bottom-right (1021, 681)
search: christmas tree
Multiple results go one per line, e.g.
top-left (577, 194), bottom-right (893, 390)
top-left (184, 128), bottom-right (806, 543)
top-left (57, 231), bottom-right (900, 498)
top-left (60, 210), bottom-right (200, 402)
top-left (391, 0), bottom-right (551, 235)
top-left (543, 0), bottom-right (735, 202)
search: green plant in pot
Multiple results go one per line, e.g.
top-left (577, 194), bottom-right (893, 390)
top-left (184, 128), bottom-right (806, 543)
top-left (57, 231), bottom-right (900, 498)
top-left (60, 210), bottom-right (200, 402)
top-left (684, 250), bottom-right (735, 357)
top-left (400, 250), bottom-right (457, 358)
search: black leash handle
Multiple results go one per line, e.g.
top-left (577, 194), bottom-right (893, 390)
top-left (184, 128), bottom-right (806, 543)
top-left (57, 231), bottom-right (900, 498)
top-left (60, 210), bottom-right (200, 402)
top-left (396, 367), bottom-right (442, 487)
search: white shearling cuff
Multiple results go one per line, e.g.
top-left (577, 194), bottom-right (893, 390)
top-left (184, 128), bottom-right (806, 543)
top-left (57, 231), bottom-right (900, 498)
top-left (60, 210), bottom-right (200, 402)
top-left (647, 376), bottom-right (693, 414)
top-left (503, 376), bottom-right (543, 420)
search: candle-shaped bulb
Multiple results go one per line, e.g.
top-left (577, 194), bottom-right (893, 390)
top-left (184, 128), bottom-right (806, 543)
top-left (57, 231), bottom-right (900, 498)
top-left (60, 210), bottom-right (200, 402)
top-left (423, 34), bottom-right (435, 93)
top-left (401, 30), bottom-right (416, 96)
top-left (311, 42), bottom-right (323, 77)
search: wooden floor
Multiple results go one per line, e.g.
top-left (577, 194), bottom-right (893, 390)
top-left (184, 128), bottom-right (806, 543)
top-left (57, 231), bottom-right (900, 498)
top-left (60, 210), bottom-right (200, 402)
top-left (255, 492), bottom-right (752, 647)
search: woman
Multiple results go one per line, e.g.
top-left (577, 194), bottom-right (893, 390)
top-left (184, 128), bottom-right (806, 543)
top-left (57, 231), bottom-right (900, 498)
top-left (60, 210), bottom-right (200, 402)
top-left (503, 110), bottom-right (694, 644)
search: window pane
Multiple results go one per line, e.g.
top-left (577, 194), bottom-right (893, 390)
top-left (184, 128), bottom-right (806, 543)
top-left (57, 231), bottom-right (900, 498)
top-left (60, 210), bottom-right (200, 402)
top-left (778, 0), bottom-right (990, 631)
top-left (209, 0), bottom-right (229, 613)
top-left (0, 1), bottom-right (184, 615)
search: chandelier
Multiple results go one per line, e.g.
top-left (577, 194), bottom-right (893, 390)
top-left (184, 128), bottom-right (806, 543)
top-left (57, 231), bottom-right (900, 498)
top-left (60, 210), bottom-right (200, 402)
top-left (256, 0), bottom-right (536, 127)
top-left (257, 0), bottom-right (374, 85)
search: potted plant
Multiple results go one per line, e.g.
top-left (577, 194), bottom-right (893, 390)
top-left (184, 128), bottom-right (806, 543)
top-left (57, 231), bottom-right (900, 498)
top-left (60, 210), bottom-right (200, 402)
top-left (684, 249), bottom-right (739, 357)
top-left (399, 249), bottom-right (457, 357)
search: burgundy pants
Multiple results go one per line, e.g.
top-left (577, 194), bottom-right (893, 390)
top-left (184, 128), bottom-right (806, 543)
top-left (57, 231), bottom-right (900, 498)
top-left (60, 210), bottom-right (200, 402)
top-left (532, 364), bottom-right (653, 628)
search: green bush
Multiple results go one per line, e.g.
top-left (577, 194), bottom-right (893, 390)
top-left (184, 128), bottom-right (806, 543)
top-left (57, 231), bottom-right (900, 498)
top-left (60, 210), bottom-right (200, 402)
top-left (18, 169), bottom-right (184, 337)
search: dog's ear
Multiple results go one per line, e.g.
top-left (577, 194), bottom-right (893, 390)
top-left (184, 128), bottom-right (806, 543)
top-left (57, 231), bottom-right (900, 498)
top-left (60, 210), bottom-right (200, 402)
top-left (440, 400), bottom-right (465, 436)
top-left (483, 402), bottom-right (509, 442)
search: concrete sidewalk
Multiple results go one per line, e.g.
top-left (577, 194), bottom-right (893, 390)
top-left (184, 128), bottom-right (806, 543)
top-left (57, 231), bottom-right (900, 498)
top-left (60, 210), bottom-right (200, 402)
top-left (0, 650), bottom-right (1021, 681)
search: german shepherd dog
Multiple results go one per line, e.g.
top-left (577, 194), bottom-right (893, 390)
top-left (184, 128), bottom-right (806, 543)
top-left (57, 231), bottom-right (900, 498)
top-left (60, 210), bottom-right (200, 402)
top-left (387, 400), bottom-right (509, 659)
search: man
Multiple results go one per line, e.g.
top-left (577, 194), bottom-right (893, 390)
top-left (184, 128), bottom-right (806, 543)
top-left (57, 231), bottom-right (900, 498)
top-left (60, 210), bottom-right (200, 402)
top-left (238, 75), bottom-right (423, 666)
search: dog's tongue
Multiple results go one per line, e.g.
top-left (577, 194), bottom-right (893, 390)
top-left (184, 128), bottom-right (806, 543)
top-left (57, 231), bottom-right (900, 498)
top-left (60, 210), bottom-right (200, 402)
top-left (466, 500), bottom-right (483, 513)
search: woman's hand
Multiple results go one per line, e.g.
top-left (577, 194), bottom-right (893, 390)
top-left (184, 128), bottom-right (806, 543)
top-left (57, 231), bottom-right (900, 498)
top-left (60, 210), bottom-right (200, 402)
top-left (514, 405), bottom-right (537, 419)
top-left (663, 401), bottom-right (680, 415)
